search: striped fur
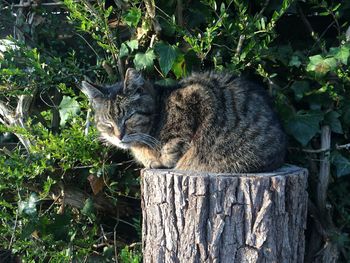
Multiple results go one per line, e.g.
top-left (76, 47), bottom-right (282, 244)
top-left (81, 69), bottom-right (287, 173)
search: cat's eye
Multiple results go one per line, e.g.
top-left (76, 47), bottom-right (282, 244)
top-left (105, 124), bottom-right (114, 132)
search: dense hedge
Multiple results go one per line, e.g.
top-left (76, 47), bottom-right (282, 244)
top-left (0, 0), bottom-right (349, 262)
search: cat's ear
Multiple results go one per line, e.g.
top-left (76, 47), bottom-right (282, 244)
top-left (81, 81), bottom-right (104, 100)
top-left (123, 68), bottom-right (145, 94)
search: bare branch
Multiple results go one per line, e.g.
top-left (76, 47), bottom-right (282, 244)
top-left (144, 0), bottom-right (161, 34)
top-left (176, 0), bottom-right (183, 27)
top-left (0, 90), bottom-right (36, 152)
top-left (336, 143), bottom-right (350, 150)
top-left (317, 125), bottom-right (331, 214)
top-left (296, 3), bottom-right (327, 54)
top-left (302, 148), bottom-right (330, 154)
top-left (235, 35), bottom-right (245, 56)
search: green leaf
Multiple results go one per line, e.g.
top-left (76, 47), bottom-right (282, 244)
top-left (42, 177), bottom-right (56, 198)
top-left (59, 96), bottom-right (80, 126)
top-left (122, 7), bottom-right (142, 27)
top-left (18, 193), bottom-right (38, 216)
top-left (334, 45), bottom-right (349, 65)
top-left (286, 110), bottom-right (324, 146)
top-left (82, 198), bottom-right (96, 220)
top-left (120, 43), bottom-right (129, 58)
top-left (342, 105), bottom-right (350, 126)
top-left (155, 43), bottom-right (178, 76)
top-left (126, 40), bottom-right (139, 52)
top-left (324, 111), bottom-right (343, 134)
top-left (331, 151), bottom-right (350, 177)
top-left (155, 78), bottom-right (178, 86)
top-left (289, 55), bottom-right (302, 67)
top-left (172, 54), bottom-right (186, 79)
top-left (120, 40), bottom-right (139, 58)
top-left (133, 50), bottom-right (156, 70)
top-left (306, 55), bottom-right (337, 77)
top-left (290, 81), bottom-right (310, 101)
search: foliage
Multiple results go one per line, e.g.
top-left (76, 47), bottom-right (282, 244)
top-left (0, 0), bottom-right (350, 261)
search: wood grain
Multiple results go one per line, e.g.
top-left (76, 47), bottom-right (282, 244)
top-left (142, 166), bottom-right (308, 263)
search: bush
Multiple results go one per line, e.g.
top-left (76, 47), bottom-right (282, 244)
top-left (0, 0), bottom-right (349, 261)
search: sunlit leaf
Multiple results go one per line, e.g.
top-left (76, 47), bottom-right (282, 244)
top-left (122, 7), bottom-right (141, 27)
top-left (133, 50), bottom-right (155, 70)
top-left (59, 96), bottom-right (80, 126)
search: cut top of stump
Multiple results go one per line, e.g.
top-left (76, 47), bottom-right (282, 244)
top-left (142, 164), bottom-right (307, 178)
top-left (141, 165), bottom-right (308, 263)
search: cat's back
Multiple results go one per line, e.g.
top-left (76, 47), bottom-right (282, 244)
top-left (168, 71), bottom-right (287, 173)
top-left (176, 71), bottom-right (277, 130)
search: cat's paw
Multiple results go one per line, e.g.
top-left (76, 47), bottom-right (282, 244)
top-left (148, 161), bottom-right (165, 169)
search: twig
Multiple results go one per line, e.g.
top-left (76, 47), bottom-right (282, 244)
top-left (51, 88), bottom-right (62, 134)
top-left (296, 3), bottom-right (327, 54)
top-left (235, 35), bottom-right (245, 56)
top-left (114, 223), bottom-right (119, 263)
top-left (144, 0), bottom-right (161, 34)
top-left (346, 25), bottom-right (350, 42)
top-left (75, 33), bottom-right (100, 59)
top-left (258, 0), bottom-right (270, 16)
top-left (317, 125), bottom-right (331, 215)
top-left (84, 108), bottom-right (91, 136)
top-left (149, 34), bottom-right (157, 48)
top-left (42, 193), bottom-right (62, 216)
top-left (12, 2), bottom-right (65, 8)
top-left (8, 209), bottom-right (18, 249)
top-left (176, 0), bottom-right (183, 27)
top-left (102, 61), bottom-right (116, 80)
top-left (0, 96), bottom-right (33, 152)
top-left (112, 0), bottom-right (128, 10)
top-left (302, 147), bottom-right (330, 154)
top-left (336, 143), bottom-right (350, 150)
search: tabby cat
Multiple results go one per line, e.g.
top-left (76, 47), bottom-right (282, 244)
top-left (81, 68), bottom-right (287, 173)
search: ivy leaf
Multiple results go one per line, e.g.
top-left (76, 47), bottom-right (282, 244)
top-left (82, 198), bottom-right (96, 220)
top-left (290, 81), bottom-right (310, 101)
top-left (122, 7), bottom-right (141, 27)
top-left (289, 55), bottom-right (302, 67)
top-left (155, 78), bottom-right (178, 86)
top-left (59, 96), bottom-right (80, 126)
top-left (120, 40), bottom-right (139, 58)
top-left (155, 43), bottom-right (178, 76)
top-left (306, 55), bottom-right (337, 77)
top-left (342, 105), bottom-right (350, 126)
top-left (324, 111), bottom-right (343, 134)
top-left (133, 50), bottom-right (155, 70)
top-left (172, 54), bottom-right (186, 79)
top-left (286, 110), bottom-right (324, 146)
top-left (330, 45), bottom-right (350, 65)
top-left (126, 40), bottom-right (139, 51)
top-left (18, 193), bottom-right (38, 216)
top-left (42, 177), bottom-right (56, 198)
top-left (120, 43), bottom-right (129, 58)
top-left (331, 151), bottom-right (350, 177)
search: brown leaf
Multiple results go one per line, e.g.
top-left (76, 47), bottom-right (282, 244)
top-left (88, 175), bottom-right (105, 195)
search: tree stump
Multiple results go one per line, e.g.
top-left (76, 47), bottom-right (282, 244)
top-left (141, 165), bottom-right (308, 263)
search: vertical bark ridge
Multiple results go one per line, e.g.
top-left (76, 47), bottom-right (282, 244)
top-left (142, 166), bottom-right (308, 263)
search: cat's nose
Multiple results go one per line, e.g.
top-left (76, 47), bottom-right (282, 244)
top-left (117, 129), bottom-right (125, 141)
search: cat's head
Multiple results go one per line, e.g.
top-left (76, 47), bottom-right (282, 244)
top-left (81, 68), bottom-right (157, 149)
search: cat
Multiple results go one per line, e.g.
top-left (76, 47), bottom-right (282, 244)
top-left (81, 68), bottom-right (287, 173)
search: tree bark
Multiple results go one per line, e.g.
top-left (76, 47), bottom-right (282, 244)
top-left (141, 165), bottom-right (308, 263)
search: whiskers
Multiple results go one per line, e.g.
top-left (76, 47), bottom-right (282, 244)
top-left (122, 133), bottom-right (161, 150)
